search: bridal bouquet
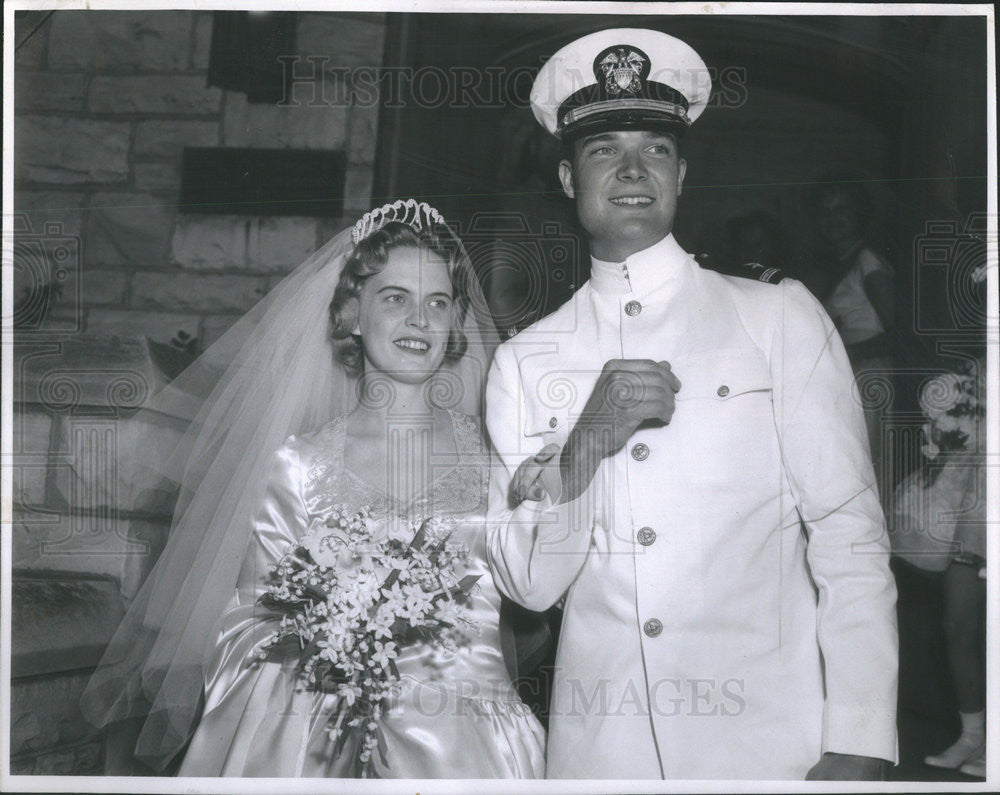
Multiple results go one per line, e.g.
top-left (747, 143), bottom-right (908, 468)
top-left (256, 506), bottom-right (481, 776)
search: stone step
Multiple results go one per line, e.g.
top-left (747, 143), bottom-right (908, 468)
top-left (11, 570), bottom-right (126, 679)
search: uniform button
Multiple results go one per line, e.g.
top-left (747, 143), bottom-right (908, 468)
top-left (636, 527), bottom-right (656, 546)
top-left (624, 300), bottom-right (642, 316)
top-left (717, 384), bottom-right (730, 397)
top-left (643, 618), bottom-right (663, 637)
top-left (630, 442), bottom-right (649, 461)
top-left (549, 416), bottom-right (558, 428)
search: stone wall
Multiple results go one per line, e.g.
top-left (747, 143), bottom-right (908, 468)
top-left (12, 9), bottom-right (386, 775)
top-left (15, 9), bottom-right (383, 349)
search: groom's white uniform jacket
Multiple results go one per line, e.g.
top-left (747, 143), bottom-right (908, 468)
top-left (485, 234), bottom-right (898, 779)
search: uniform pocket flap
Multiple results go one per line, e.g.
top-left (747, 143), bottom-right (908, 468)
top-left (673, 349), bottom-right (772, 401)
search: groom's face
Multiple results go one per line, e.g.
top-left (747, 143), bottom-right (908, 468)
top-left (558, 129), bottom-right (686, 263)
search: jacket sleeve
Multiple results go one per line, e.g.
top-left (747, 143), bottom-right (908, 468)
top-left (771, 279), bottom-right (899, 763)
top-left (484, 343), bottom-right (596, 612)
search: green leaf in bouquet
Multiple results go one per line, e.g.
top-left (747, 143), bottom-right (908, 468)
top-left (259, 633), bottom-right (303, 660)
top-left (407, 517), bottom-right (433, 553)
top-left (380, 566), bottom-right (402, 591)
top-left (428, 530), bottom-right (454, 557)
top-left (303, 585), bottom-right (330, 604)
top-left (299, 635), bottom-right (323, 664)
top-left (454, 573), bottom-right (481, 594)
top-left (429, 573), bottom-right (482, 605)
top-left (332, 715), bottom-right (352, 760)
top-left (257, 591), bottom-right (313, 612)
top-left (319, 669), bottom-right (348, 691)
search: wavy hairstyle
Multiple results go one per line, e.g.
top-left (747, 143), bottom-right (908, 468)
top-left (328, 221), bottom-right (472, 375)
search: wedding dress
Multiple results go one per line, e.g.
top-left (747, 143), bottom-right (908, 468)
top-left (179, 411), bottom-right (545, 777)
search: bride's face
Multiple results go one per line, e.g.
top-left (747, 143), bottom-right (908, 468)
top-left (356, 246), bottom-right (456, 384)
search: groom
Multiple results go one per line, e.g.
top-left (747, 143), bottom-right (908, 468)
top-left (485, 28), bottom-right (898, 779)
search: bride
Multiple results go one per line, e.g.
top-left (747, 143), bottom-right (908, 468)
top-left (81, 200), bottom-right (546, 778)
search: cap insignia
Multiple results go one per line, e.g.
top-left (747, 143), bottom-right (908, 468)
top-left (595, 45), bottom-right (650, 96)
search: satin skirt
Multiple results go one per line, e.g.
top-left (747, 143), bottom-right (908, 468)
top-left (180, 660), bottom-right (545, 778)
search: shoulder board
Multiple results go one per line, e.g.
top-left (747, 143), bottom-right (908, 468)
top-left (694, 254), bottom-right (787, 284)
top-left (734, 262), bottom-right (786, 284)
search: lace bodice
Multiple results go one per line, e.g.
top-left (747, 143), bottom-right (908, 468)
top-left (301, 409), bottom-right (488, 522)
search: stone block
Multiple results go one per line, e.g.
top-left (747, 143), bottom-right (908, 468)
top-left (11, 410), bottom-right (53, 508)
top-left (13, 409), bottom-right (53, 456)
top-left (11, 572), bottom-right (126, 679)
top-left (15, 117), bottom-right (129, 185)
top-left (222, 93), bottom-right (348, 149)
top-left (133, 162), bottom-right (182, 193)
top-left (49, 410), bottom-right (188, 518)
top-left (296, 13), bottom-right (386, 68)
top-left (170, 215), bottom-right (318, 272)
top-left (191, 12), bottom-right (213, 70)
top-left (170, 215), bottom-right (247, 270)
top-left (131, 271), bottom-right (268, 313)
top-left (15, 335), bottom-right (166, 414)
top-left (14, 191), bottom-right (86, 238)
top-left (249, 217), bottom-right (319, 272)
top-left (13, 514), bottom-right (171, 600)
top-left (10, 739), bottom-right (104, 776)
top-left (47, 10), bottom-right (192, 72)
top-left (86, 192), bottom-right (173, 267)
top-left (55, 269), bottom-right (129, 308)
top-left (348, 101), bottom-right (379, 165)
top-left (134, 119), bottom-right (218, 159)
top-left (85, 309), bottom-right (201, 347)
top-left (11, 674), bottom-right (97, 759)
top-left (15, 71), bottom-right (87, 112)
top-left (88, 75), bottom-right (222, 115)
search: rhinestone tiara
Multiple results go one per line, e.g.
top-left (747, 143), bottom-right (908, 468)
top-left (351, 198), bottom-right (447, 245)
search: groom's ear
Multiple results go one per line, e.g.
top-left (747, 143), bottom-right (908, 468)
top-left (558, 159), bottom-right (575, 199)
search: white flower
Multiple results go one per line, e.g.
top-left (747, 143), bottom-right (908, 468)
top-left (370, 640), bottom-right (397, 670)
top-left (337, 682), bottom-right (362, 707)
top-left (368, 604), bottom-right (396, 640)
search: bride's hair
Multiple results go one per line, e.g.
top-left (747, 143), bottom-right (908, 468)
top-left (329, 221), bottom-right (472, 375)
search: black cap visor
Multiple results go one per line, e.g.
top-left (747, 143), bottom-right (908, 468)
top-left (559, 109), bottom-right (690, 143)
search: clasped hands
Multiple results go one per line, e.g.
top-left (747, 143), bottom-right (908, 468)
top-left (512, 359), bottom-right (681, 505)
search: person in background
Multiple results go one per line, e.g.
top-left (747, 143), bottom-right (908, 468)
top-left (808, 178), bottom-right (897, 499)
top-left (892, 358), bottom-right (987, 779)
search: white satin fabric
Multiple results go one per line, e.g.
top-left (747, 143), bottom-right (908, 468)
top-left (179, 411), bottom-right (545, 778)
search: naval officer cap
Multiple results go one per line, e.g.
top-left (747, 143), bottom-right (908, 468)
top-left (530, 28), bottom-right (711, 142)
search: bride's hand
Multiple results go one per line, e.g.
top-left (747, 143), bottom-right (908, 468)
top-left (510, 443), bottom-right (561, 504)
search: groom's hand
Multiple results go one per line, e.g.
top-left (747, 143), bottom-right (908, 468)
top-left (805, 753), bottom-right (888, 780)
top-left (558, 359), bottom-right (681, 504)
top-left (579, 359), bottom-right (681, 456)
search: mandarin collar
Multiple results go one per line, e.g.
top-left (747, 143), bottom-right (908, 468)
top-left (589, 233), bottom-right (691, 298)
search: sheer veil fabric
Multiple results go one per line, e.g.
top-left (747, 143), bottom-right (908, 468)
top-left (80, 223), bottom-right (501, 770)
